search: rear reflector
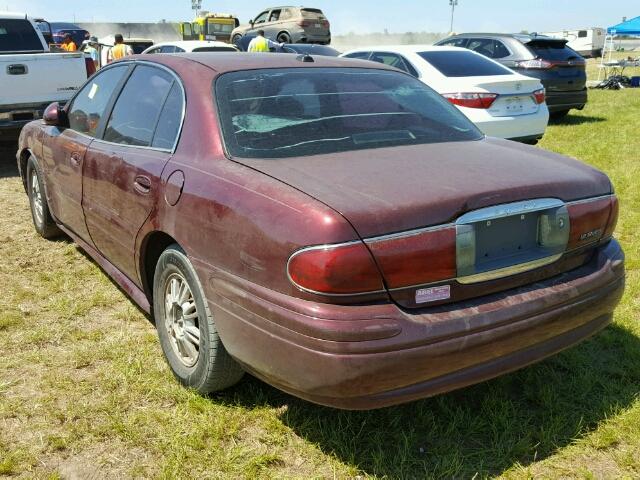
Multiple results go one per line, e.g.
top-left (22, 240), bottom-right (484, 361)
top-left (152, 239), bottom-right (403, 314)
top-left (366, 227), bottom-right (456, 289)
top-left (443, 92), bottom-right (498, 109)
top-left (287, 242), bottom-right (384, 295)
top-left (533, 88), bottom-right (545, 104)
top-left (567, 196), bottom-right (618, 250)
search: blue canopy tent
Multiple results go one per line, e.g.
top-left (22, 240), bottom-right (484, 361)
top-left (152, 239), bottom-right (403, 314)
top-left (598, 16), bottom-right (640, 78)
top-left (607, 16), bottom-right (640, 36)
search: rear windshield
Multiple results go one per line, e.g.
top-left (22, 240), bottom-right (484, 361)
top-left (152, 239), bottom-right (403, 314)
top-left (301, 8), bottom-right (324, 17)
top-left (526, 41), bottom-right (582, 61)
top-left (418, 50), bottom-right (512, 77)
top-left (129, 42), bottom-right (153, 54)
top-left (215, 68), bottom-right (482, 159)
top-left (0, 19), bottom-right (43, 53)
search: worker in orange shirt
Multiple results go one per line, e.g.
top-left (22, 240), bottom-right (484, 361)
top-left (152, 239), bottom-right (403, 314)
top-left (107, 34), bottom-right (133, 63)
top-left (60, 33), bottom-right (77, 52)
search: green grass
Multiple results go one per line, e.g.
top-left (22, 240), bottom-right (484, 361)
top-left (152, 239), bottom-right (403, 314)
top-left (1, 88), bottom-right (639, 479)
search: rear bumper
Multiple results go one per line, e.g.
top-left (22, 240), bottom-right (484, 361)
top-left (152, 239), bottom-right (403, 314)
top-left (196, 239), bottom-right (624, 409)
top-left (546, 88), bottom-right (588, 112)
top-left (0, 102), bottom-right (52, 133)
top-left (465, 105), bottom-right (549, 141)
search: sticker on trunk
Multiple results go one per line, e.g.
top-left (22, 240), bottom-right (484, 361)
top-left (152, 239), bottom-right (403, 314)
top-left (415, 285), bottom-right (451, 304)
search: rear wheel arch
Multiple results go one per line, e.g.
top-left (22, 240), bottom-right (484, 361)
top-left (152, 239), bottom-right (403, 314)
top-left (18, 148), bottom-right (33, 191)
top-left (140, 231), bottom-right (181, 305)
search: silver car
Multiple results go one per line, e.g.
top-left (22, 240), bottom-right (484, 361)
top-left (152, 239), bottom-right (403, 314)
top-left (231, 6), bottom-right (331, 45)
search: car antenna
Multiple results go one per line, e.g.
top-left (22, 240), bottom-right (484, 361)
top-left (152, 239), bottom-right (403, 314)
top-left (296, 53), bottom-right (314, 63)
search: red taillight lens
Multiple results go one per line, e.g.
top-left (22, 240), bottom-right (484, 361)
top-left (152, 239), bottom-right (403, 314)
top-left (287, 242), bottom-right (383, 295)
top-left (84, 57), bottom-right (96, 78)
top-left (443, 92), bottom-right (498, 109)
top-left (322, 20), bottom-right (330, 28)
top-left (533, 88), bottom-right (545, 104)
top-left (567, 196), bottom-right (618, 250)
top-left (297, 20), bottom-right (311, 27)
top-left (366, 227), bottom-right (456, 289)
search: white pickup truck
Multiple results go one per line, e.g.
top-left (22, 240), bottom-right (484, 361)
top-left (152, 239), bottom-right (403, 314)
top-left (0, 12), bottom-right (90, 138)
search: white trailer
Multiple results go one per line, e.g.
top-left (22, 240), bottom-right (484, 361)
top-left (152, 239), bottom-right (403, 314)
top-left (541, 28), bottom-right (606, 58)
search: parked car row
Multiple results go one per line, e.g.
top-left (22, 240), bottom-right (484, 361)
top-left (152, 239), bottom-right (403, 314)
top-left (16, 51), bottom-right (624, 409)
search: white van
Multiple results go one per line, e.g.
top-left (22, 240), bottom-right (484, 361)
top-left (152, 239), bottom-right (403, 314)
top-left (541, 28), bottom-right (605, 58)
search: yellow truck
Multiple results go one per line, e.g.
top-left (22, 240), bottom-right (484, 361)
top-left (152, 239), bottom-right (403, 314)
top-left (180, 12), bottom-right (240, 43)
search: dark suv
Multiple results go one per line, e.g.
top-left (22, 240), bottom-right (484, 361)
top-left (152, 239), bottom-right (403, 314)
top-left (436, 33), bottom-right (587, 118)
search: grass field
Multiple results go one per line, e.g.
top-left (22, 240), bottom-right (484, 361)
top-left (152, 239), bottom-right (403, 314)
top-left (1, 86), bottom-right (639, 478)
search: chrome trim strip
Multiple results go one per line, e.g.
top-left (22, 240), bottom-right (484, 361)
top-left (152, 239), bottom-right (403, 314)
top-left (456, 198), bottom-right (564, 224)
top-left (286, 241), bottom-right (387, 297)
top-left (565, 194), bottom-right (614, 206)
top-left (364, 223), bottom-right (455, 244)
top-left (456, 254), bottom-right (563, 285)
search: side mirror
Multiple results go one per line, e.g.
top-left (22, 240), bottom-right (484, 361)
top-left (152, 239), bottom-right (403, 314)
top-left (250, 20), bottom-right (255, 27)
top-left (43, 102), bottom-right (68, 127)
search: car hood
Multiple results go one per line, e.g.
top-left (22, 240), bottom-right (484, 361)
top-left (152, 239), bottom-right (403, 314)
top-left (232, 137), bottom-right (612, 238)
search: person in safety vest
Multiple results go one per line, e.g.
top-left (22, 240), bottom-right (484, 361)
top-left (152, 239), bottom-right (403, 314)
top-left (60, 33), bottom-right (77, 52)
top-left (247, 29), bottom-right (283, 52)
top-left (107, 34), bottom-right (133, 63)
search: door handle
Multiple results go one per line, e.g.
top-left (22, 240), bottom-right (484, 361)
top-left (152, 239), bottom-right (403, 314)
top-left (133, 175), bottom-right (151, 195)
top-left (70, 152), bottom-right (82, 167)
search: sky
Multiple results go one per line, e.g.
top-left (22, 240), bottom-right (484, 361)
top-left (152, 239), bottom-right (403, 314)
top-left (3, 1), bottom-right (636, 35)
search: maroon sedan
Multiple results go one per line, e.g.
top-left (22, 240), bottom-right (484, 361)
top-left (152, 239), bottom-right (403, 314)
top-left (16, 53), bottom-right (624, 409)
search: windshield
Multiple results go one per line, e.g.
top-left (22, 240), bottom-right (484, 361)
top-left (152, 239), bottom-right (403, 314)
top-left (215, 68), bottom-right (482, 159)
top-left (0, 19), bottom-right (43, 53)
top-left (526, 41), bottom-right (583, 61)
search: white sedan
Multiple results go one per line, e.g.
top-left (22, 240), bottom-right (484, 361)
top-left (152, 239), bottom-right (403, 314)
top-left (340, 45), bottom-right (549, 143)
top-left (142, 40), bottom-right (238, 54)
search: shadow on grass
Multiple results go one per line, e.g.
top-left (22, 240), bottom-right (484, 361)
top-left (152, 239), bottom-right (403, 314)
top-left (216, 324), bottom-right (640, 478)
top-left (0, 141), bottom-right (19, 179)
top-left (549, 114), bottom-right (607, 126)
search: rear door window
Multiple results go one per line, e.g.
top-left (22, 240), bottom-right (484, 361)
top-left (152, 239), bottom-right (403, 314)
top-left (466, 38), bottom-right (510, 59)
top-left (68, 65), bottom-right (129, 137)
top-left (103, 65), bottom-right (175, 147)
top-left (343, 51), bottom-right (371, 60)
top-left (0, 19), bottom-right (43, 52)
top-left (418, 50), bottom-right (513, 76)
top-left (370, 52), bottom-right (419, 77)
top-left (151, 83), bottom-right (184, 150)
top-left (527, 41), bottom-right (582, 60)
top-left (439, 38), bottom-right (468, 48)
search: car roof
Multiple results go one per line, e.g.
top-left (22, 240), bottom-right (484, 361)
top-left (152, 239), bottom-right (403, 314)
top-left (1, 12), bottom-right (31, 20)
top-left (343, 45), bottom-right (468, 54)
top-left (131, 52), bottom-right (397, 74)
top-left (150, 40), bottom-right (234, 50)
top-left (447, 32), bottom-right (563, 43)
top-left (50, 22), bottom-right (83, 29)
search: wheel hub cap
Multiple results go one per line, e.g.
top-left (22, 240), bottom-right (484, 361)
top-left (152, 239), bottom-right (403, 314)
top-left (164, 273), bottom-right (200, 368)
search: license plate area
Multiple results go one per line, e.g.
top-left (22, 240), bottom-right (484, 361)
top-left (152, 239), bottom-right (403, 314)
top-left (456, 199), bottom-right (569, 283)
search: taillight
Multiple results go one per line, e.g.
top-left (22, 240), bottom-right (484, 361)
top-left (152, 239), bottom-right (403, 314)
top-left (287, 242), bottom-right (384, 295)
top-left (322, 20), bottom-right (330, 28)
top-left (567, 196), bottom-right (618, 250)
top-left (533, 88), bottom-right (545, 104)
top-left (297, 20), bottom-right (311, 27)
top-left (84, 56), bottom-right (96, 78)
top-left (442, 92), bottom-right (498, 109)
top-left (516, 59), bottom-right (553, 69)
top-left (366, 227), bottom-right (456, 288)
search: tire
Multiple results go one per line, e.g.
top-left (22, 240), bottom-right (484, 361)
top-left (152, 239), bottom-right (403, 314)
top-left (550, 109), bottom-right (570, 120)
top-left (232, 34), bottom-right (242, 46)
top-left (277, 32), bottom-right (291, 44)
top-left (153, 244), bottom-right (244, 393)
top-left (26, 156), bottom-right (61, 239)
